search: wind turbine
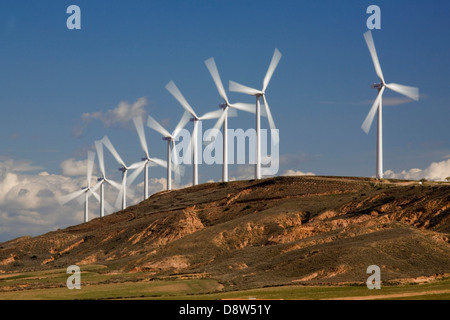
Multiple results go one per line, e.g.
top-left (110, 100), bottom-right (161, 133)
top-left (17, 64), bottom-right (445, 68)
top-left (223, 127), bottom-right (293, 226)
top-left (126, 116), bottom-right (167, 200)
top-left (100, 136), bottom-right (141, 210)
top-left (204, 57), bottom-right (256, 182)
top-left (59, 151), bottom-right (101, 223)
top-left (94, 140), bottom-right (122, 217)
top-left (362, 31), bottom-right (419, 179)
top-left (229, 48), bottom-right (282, 180)
top-left (165, 80), bottom-right (230, 186)
top-left (147, 112), bottom-right (190, 190)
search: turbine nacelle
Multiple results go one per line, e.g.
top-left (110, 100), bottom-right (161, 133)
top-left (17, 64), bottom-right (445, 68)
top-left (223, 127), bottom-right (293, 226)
top-left (97, 177), bottom-right (104, 182)
top-left (371, 83), bottom-right (383, 89)
top-left (118, 167), bottom-right (127, 173)
top-left (219, 103), bottom-right (227, 109)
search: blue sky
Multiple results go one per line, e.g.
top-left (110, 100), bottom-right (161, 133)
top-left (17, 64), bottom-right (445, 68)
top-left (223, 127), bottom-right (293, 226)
top-left (1, 0), bottom-right (449, 241)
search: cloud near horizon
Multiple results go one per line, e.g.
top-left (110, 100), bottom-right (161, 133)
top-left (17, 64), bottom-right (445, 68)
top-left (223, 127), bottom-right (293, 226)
top-left (282, 169), bottom-right (316, 176)
top-left (0, 157), bottom-right (180, 242)
top-left (384, 159), bottom-right (450, 181)
top-left (1, 156), bottom-right (448, 243)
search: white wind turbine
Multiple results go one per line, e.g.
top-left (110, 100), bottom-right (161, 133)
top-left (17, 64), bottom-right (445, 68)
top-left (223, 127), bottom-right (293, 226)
top-left (204, 57), bottom-right (256, 182)
top-left (229, 48), bottom-right (282, 180)
top-left (59, 151), bottom-right (101, 223)
top-left (126, 116), bottom-right (167, 200)
top-left (147, 112), bottom-right (190, 190)
top-left (362, 31), bottom-right (419, 179)
top-left (94, 140), bottom-right (122, 217)
top-left (100, 136), bottom-right (141, 210)
top-left (165, 80), bottom-right (231, 186)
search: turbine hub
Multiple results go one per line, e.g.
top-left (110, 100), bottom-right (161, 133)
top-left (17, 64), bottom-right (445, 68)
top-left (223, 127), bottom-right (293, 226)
top-left (219, 103), bottom-right (227, 109)
top-left (118, 167), bottom-right (126, 173)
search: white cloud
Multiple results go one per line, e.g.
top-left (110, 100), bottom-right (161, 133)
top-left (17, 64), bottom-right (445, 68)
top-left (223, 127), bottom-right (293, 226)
top-left (229, 165), bottom-right (255, 181)
top-left (0, 160), bottom-right (86, 241)
top-left (384, 159), bottom-right (450, 181)
top-left (0, 158), bottom-right (176, 242)
top-left (282, 169), bottom-right (316, 176)
top-left (0, 157), bottom-right (42, 173)
top-left (73, 97), bottom-right (148, 137)
top-left (60, 158), bottom-right (91, 177)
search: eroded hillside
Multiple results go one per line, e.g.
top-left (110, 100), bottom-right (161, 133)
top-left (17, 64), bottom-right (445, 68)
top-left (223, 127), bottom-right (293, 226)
top-left (1, 176), bottom-right (449, 290)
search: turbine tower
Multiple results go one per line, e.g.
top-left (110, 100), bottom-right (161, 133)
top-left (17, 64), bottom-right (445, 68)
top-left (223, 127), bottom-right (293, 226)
top-left (362, 31), bottom-right (419, 179)
top-left (59, 151), bottom-right (101, 223)
top-left (100, 136), bottom-right (141, 210)
top-left (204, 57), bottom-right (255, 182)
top-left (147, 112), bottom-right (190, 190)
top-left (229, 48), bottom-right (282, 180)
top-left (128, 116), bottom-right (167, 199)
top-left (165, 80), bottom-right (226, 186)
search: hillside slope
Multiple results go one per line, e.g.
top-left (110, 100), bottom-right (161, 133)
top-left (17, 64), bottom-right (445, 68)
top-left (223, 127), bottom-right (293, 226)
top-left (1, 176), bottom-right (449, 290)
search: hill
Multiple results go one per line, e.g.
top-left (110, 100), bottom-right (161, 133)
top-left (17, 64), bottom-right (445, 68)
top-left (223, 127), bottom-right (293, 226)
top-left (1, 176), bottom-right (449, 291)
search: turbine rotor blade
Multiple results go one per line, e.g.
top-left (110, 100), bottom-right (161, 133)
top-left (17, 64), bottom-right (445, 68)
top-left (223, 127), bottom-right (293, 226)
top-left (58, 188), bottom-right (86, 206)
top-left (101, 136), bottom-right (126, 168)
top-left (205, 108), bottom-right (227, 141)
top-left (231, 102), bottom-right (256, 114)
top-left (89, 188), bottom-right (101, 203)
top-left (261, 95), bottom-right (279, 145)
top-left (127, 162), bottom-right (145, 186)
top-left (385, 83), bottom-right (419, 101)
top-left (133, 116), bottom-right (149, 159)
top-left (263, 48), bottom-right (282, 92)
top-left (103, 199), bottom-right (115, 215)
top-left (87, 151), bottom-right (96, 188)
top-left (229, 81), bottom-right (262, 96)
top-left (115, 176), bottom-right (126, 210)
top-left (147, 114), bottom-right (171, 138)
top-left (105, 178), bottom-right (122, 190)
top-left (90, 181), bottom-right (102, 193)
top-left (172, 111), bottom-right (191, 138)
top-left (115, 189), bottom-right (123, 210)
top-left (205, 57), bottom-right (229, 104)
top-left (165, 81), bottom-right (198, 119)
top-left (363, 31), bottom-right (385, 83)
top-left (199, 109), bottom-right (223, 120)
top-left (227, 108), bottom-right (238, 118)
top-left (94, 140), bottom-right (105, 178)
top-left (362, 86), bottom-right (386, 134)
top-left (128, 161), bottom-right (143, 170)
top-left (76, 189), bottom-right (90, 206)
top-left (149, 157), bottom-right (167, 168)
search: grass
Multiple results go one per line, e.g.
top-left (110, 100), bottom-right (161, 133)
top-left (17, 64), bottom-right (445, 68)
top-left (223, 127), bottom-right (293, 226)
top-left (0, 266), bottom-right (449, 300)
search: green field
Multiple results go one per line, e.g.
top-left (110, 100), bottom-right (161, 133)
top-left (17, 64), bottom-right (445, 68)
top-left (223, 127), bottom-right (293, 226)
top-left (0, 266), bottom-right (449, 300)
